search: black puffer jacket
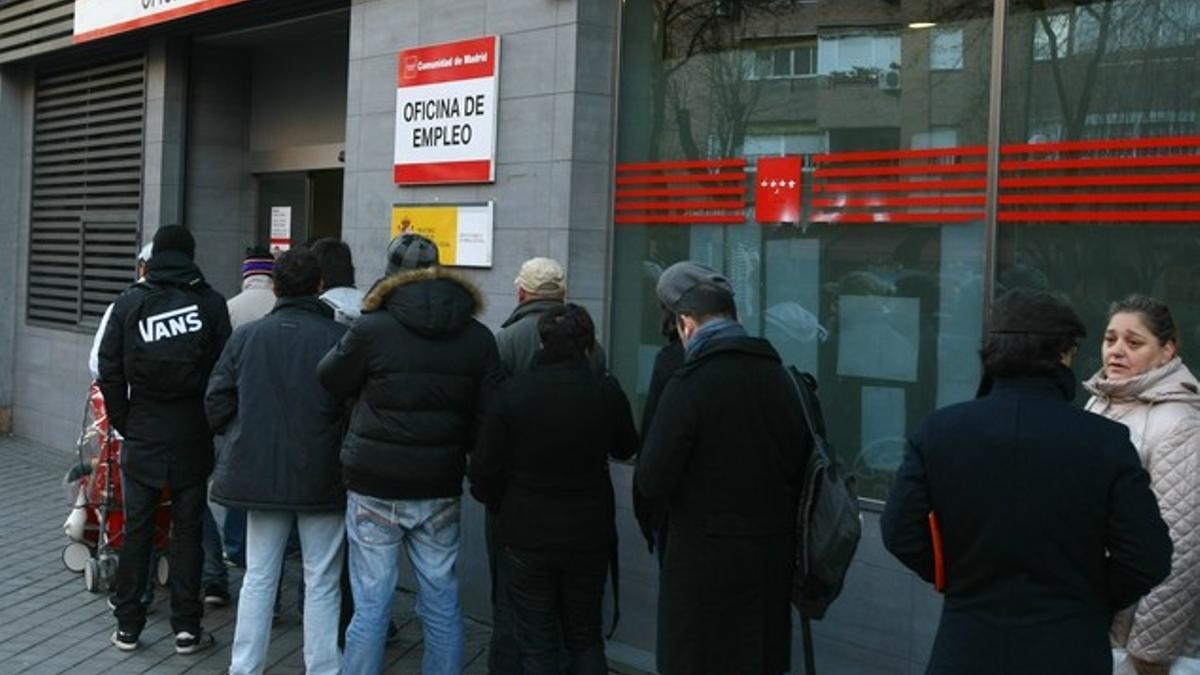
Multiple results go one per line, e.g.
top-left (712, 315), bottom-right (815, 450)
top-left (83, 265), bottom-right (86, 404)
top-left (318, 267), bottom-right (504, 499)
top-left (97, 250), bottom-right (231, 488)
top-left (205, 296), bottom-right (349, 511)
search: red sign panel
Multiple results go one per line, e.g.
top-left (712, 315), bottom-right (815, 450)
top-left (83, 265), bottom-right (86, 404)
top-left (755, 157), bottom-right (802, 223)
top-left (398, 36), bottom-right (498, 88)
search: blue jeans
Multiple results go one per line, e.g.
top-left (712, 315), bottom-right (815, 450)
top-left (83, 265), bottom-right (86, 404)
top-left (201, 505), bottom-right (229, 591)
top-left (343, 492), bottom-right (464, 675)
top-left (230, 510), bottom-right (344, 675)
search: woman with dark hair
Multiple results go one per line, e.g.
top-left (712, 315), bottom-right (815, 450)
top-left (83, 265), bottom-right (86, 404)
top-left (882, 288), bottom-right (1171, 675)
top-left (1084, 295), bottom-right (1200, 675)
top-left (470, 303), bottom-right (638, 675)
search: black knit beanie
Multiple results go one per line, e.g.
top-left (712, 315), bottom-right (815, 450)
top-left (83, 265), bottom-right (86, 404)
top-left (152, 225), bottom-right (196, 260)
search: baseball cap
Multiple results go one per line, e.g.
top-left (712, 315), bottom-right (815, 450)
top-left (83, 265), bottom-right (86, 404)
top-left (515, 257), bottom-right (566, 295)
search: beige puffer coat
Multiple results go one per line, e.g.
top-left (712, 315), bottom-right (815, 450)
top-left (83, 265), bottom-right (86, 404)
top-left (1085, 357), bottom-right (1200, 663)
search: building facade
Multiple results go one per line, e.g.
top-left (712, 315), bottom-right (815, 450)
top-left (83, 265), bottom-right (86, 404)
top-left (1, 0), bottom-right (1198, 672)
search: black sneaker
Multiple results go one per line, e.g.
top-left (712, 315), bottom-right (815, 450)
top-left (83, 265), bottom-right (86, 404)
top-left (111, 629), bottom-right (138, 652)
top-left (203, 585), bottom-right (230, 608)
top-left (174, 630), bottom-right (216, 655)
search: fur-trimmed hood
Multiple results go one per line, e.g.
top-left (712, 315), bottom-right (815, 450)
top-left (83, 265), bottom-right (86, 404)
top-left (362, 267), bottom-right (484, 338)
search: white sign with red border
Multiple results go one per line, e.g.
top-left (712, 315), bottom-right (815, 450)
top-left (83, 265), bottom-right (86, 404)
top-left (394, 36), bottom-right (500, 185)
top-left (74, 0), bottom-right (254, 44)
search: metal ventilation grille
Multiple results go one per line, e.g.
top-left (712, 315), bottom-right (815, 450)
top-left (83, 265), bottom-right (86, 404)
top-left (28, 55), bottom-right (145, 328)
top-left (0, 0), bottom-right (74, 65)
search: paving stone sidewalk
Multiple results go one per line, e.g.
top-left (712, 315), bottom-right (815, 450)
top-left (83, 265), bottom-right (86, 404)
top-left (0, 436), bottom-right (512, 674)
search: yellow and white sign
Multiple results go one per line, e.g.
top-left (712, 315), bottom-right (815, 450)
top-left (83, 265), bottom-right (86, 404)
top-left (391, 202), bottom-right (494, 268)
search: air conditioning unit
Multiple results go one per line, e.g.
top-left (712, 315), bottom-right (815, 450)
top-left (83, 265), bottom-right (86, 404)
top-left (879, 69), bottom-right (901, 91)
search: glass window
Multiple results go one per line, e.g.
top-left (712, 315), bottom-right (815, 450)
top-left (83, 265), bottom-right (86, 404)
top-left (931, 28), bottom-right (963, 71)
top-left (614, 2), bottom-right (994, 501)
top-left (1002, 1), bottom-right (1200, 391)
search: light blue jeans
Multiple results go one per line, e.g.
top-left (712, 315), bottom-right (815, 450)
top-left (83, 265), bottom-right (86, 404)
top-left (229, 510), bottom-right (344, 675)
top-left (343, 491), bottom-right (464, 675)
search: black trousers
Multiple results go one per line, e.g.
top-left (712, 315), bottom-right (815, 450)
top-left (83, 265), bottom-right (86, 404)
top-left (500, 546), bottom-right (608, 675)
top-left (114, 473), bottom-right (205, 635)
top-left (487, 514), bottom-right (524, 675)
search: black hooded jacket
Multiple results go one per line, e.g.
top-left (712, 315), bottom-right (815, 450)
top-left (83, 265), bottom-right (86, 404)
top-left (318, 267), bottom-right (505, 499)
top-left (97, 250), bottom-right (231, 488)
top-left (206, 296), bottom-right (349, 511)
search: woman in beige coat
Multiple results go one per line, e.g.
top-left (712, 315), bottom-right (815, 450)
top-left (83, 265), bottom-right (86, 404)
top-left (1085, 295), bottom-right (1200, 675)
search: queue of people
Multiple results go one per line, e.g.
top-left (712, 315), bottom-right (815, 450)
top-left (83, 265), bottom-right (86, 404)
top-left (92, 222), bottom-right (1200, 675)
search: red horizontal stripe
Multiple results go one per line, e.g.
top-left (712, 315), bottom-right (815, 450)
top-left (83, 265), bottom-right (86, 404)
top-left (617, 187), bottom-right (745, 198)
top-left (812, 196), bottom-right (985, 208)
top-left (998, 210), bottom-right (1200, 222)
top-left (1001, 192), bottom-right (1200, 205)
top-left (809, 212), bottom-right (982, 223)
top-left (617, 159), bottom-right (747, 172)
top-left (1002, 174), bottom-right (1200, 188)
top-left (815, 179), bottom-right (987, 193)
top-left (814, 146), bottom-right (986, 164)
top-left (394, 160), bottom-right (492, 185)
top-left (1000, 135), bottom-right (1200, 156)
top-left (398, 36), bottom-right (497, 86)
top-left (614, 214), bottom-right (746, 224)
top-left (1001, 155), bottom-right (1200, 172)
top-left (616, 172), bottom-right (747, 186)
top-left (615, 200), bottom-right (746, 211)
top-left (817, 163), bottom-right (987, 178)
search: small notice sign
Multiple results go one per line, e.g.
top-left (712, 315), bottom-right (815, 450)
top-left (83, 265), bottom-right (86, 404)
top-left (270, 206), bottom-right (292, 254)
top-left (394, 36), bottom-right (500, 185)
top-left (391, 203), bottom-right (494, 268)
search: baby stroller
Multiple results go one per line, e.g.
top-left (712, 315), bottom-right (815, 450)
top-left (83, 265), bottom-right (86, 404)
top-left (62, 383), bottom-right (171, 593)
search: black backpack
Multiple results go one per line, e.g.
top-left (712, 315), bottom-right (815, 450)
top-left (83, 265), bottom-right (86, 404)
top-left (127, 281), bottom-right (216, 398)
top-left (786, 367), bottom-right (862, 673)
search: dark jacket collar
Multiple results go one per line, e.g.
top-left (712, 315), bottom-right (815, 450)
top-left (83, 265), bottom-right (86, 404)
top-left (361, 267), bottom-right (483, 338)
top-left (270, 295), bottom-right (335, 320)
top-left (677, 335), bottom-right (781, 376)
top-left (988, 364), bottom-right (1078, 402)
top-left (501, 298), bottom-right (564, 328)
top-left (145, 250), bottom-right (207, 289)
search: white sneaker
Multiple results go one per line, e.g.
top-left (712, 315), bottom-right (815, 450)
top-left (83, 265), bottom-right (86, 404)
top-left (174, 630), bottom-right (215, 655)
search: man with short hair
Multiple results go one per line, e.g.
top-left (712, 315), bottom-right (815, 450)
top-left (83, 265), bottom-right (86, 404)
top-left (311, 238), bottom-right (365, 326)
top-left (635, 261), bottom-right (810, 675)
top-left (881, 289), bottom-right (1172, 675)
top-left (206, 248), bottom-right (349, 675)
top-left (98, 225), bottom-right (231, 655)
top-left (319, 233), bottom-right (505, 674)
top-left (496, 257), bottom-right (605, 377)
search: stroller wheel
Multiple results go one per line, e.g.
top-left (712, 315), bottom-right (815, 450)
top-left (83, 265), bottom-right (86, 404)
top-left (84, 559), bottom-right (100, 593)
top-left (156, 555), bottom-right (169, 587)
top-left (62, 542), bottom-right (90, 573)
top-left (99, 555), bottom-right (119, 592)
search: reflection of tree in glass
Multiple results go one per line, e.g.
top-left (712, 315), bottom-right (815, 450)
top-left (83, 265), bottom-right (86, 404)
top-left (1021, 0), bottom-right (1200, 140)
top-left (645, 1), bottom-right (800, 160)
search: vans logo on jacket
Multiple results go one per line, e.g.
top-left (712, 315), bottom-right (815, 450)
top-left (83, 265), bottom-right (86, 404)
top-left (138, 305), bottom-right (203, 343)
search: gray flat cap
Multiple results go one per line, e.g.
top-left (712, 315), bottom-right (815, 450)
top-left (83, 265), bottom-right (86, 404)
top-left (656, 261), bottom-right (734, 314)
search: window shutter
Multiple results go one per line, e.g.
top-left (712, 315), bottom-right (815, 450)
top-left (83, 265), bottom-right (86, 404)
top-left (28, 55), bottom-right (145, 329)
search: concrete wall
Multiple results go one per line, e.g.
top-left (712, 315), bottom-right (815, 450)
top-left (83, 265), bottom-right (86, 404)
top-left (186, 44), bottom-right (258, 299)
top-left (0, 65), bottom-right (23, 434)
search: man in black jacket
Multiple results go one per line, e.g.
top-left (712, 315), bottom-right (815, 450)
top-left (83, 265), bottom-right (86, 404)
top-left (881, 289), bottom-right (1173, 675)
top-left (318, 233), bottom-right (505, 675)
top-left (97, 225), bottom-right (231, 655)
top-left (205, 249), bottom-right (348, 675)
top-left (635, 261), bottom-right (810, 675)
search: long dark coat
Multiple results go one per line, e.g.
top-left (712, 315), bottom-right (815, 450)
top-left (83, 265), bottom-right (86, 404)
top-left (635, 336), bottom-right (810, 675)
top-left (881, 367), bottom-right (1173, 675)
top-left (205, 296), bottom-right (348, 511)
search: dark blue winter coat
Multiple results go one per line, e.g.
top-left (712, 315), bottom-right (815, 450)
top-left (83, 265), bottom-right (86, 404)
top-left (881, 366), bottom-right (1173, 675)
